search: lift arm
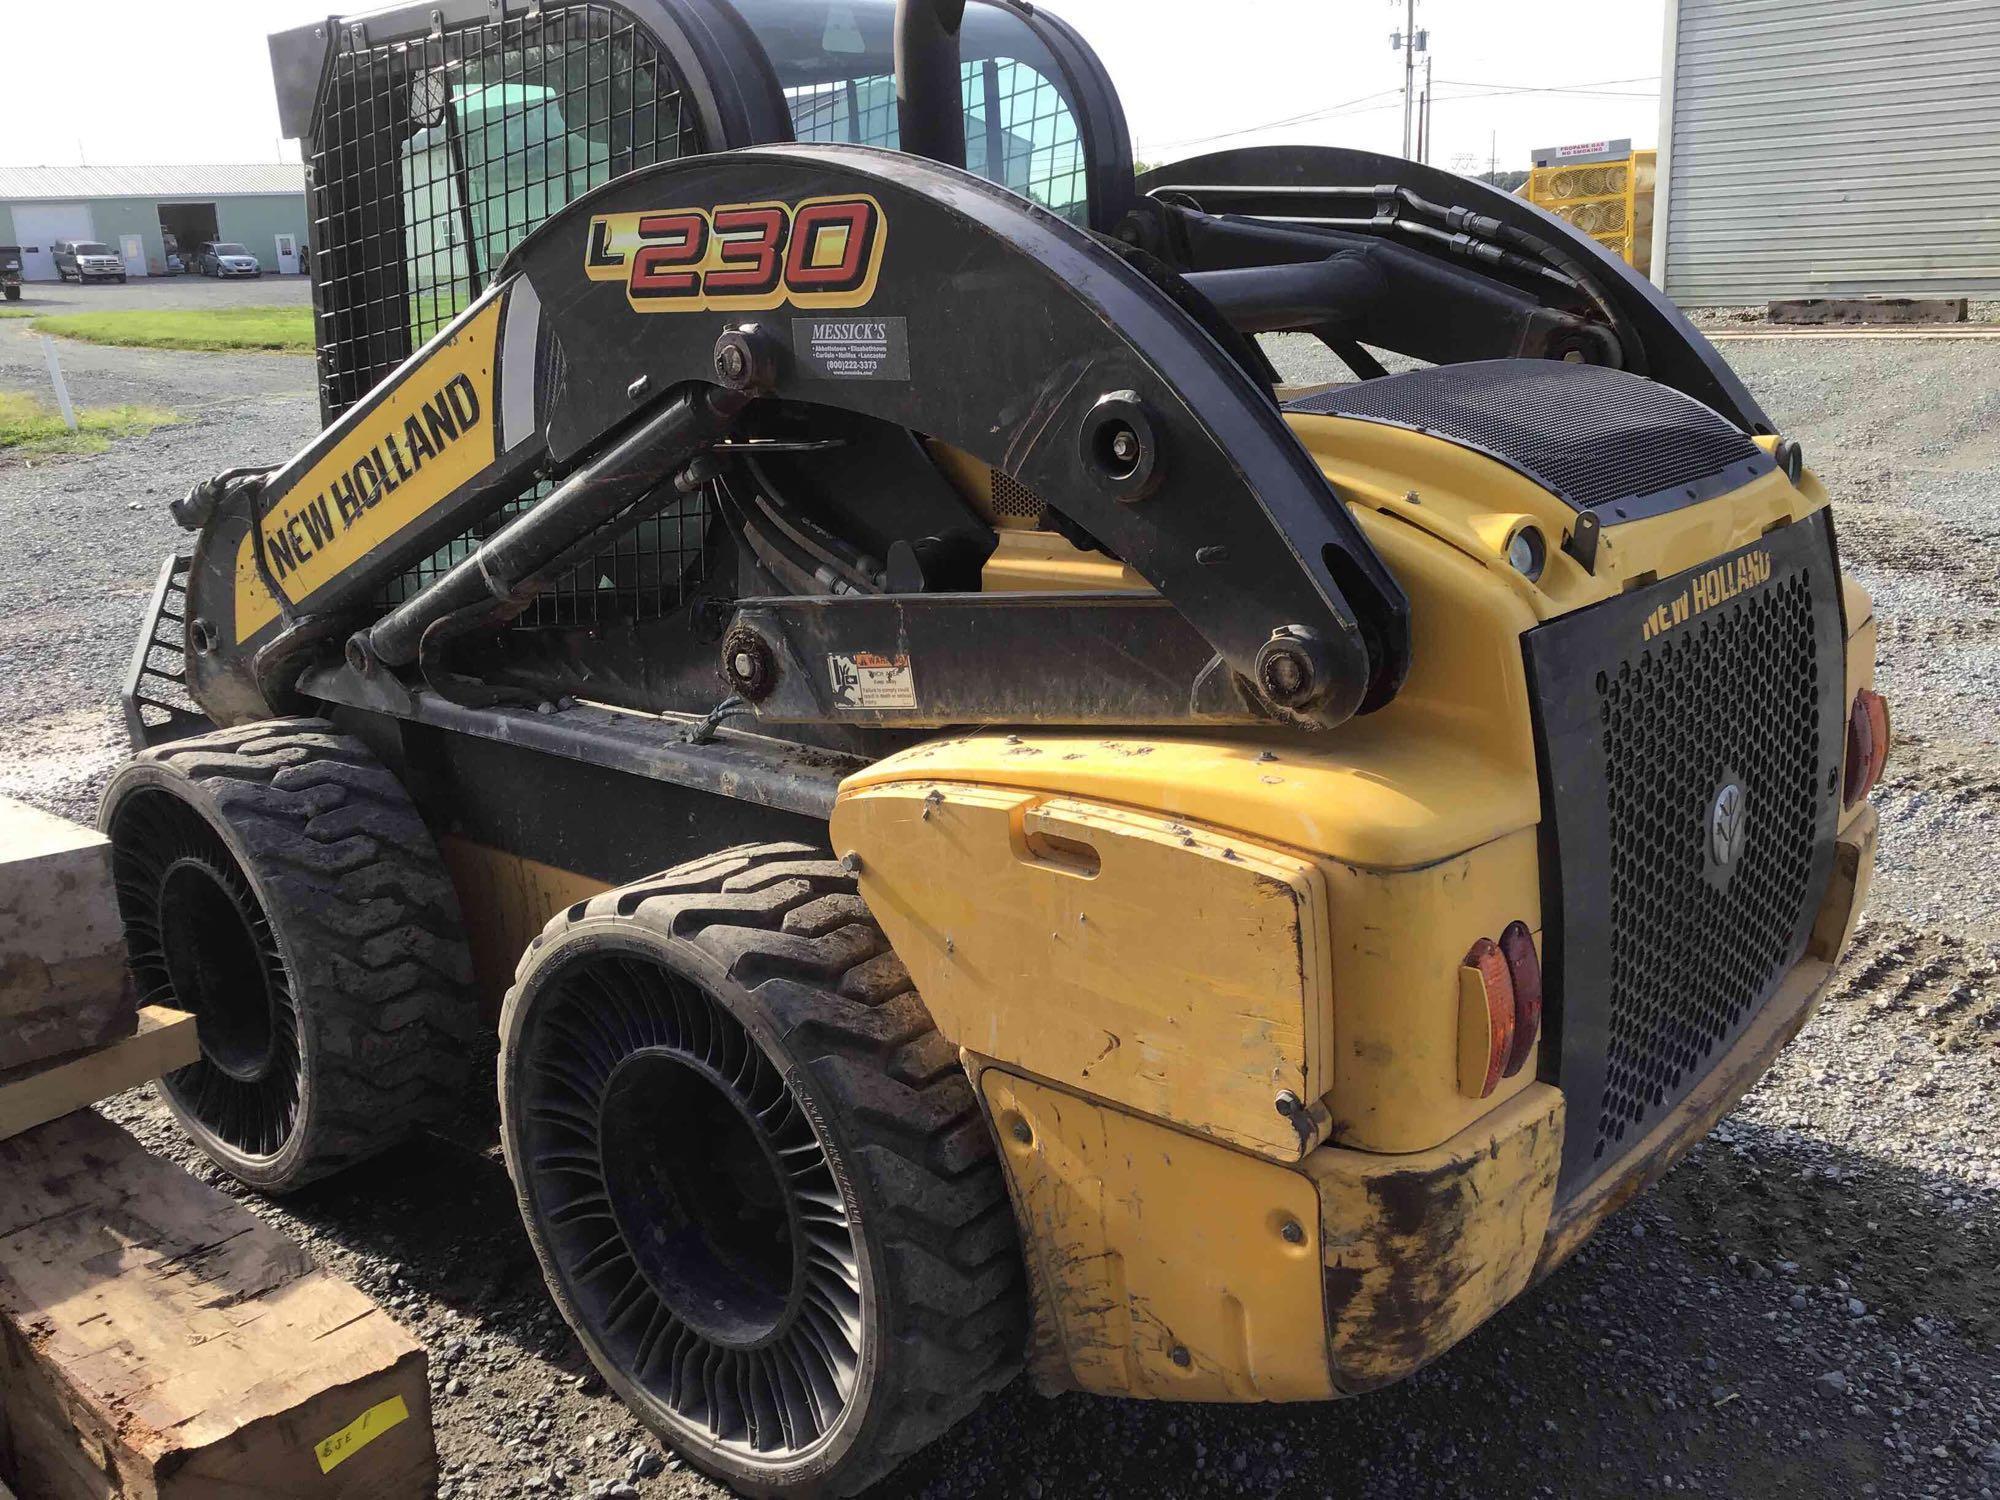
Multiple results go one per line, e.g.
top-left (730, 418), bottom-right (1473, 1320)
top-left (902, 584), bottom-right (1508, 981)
top-left (178, 146), bottom-right (1411, 732)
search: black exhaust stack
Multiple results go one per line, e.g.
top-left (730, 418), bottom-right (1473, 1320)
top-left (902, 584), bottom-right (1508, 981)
top-left (895, 0), bottom-right (967, 168)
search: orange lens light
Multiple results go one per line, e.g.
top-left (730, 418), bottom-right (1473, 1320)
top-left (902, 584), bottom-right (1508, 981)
top-left (1459, 937), bottom-right (1516, 1100)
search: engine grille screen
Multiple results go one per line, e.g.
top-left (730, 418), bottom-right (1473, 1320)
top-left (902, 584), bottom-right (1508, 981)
top-left (1524, 510), bottom-right (1846, 1197)
top-left (1286, 360), bottom-right (1773, 522)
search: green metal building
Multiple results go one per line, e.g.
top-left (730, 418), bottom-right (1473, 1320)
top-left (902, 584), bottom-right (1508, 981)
top-left (0, 164), bottom-right (309, 282)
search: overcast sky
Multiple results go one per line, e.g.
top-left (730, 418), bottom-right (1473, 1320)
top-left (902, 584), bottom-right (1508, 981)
top-left (0, 0), bottom-right (1665, 174)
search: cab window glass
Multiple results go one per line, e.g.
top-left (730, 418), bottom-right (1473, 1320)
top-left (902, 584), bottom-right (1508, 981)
top-left (397, 6), bottom-right (697, 341)
top-left (741, 0), bottom-right (1093, 224)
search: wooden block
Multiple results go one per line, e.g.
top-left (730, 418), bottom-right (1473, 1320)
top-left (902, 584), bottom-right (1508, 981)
top-left (0, 797), bottom-right (136, 1073)
top-left (1767, 295), bottom-right (1968, 326)
top-left (0, 1006), bottom-right (199, 1143)
top-left (0, 1111), bottom-right (435, 1499)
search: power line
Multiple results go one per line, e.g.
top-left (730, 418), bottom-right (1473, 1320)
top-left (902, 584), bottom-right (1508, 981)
top-left (1435, 75), bottom-right (1660, 97)
top-left (1139, 88), bottom-right (1404, 153)
top-left (1139, 77), bottom-right (1660, 162)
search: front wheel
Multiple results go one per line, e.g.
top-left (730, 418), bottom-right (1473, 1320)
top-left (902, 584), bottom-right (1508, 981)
top-left (3, 286), bottom-right (18, 301)
top-left (499, 843), bottom-right (1026, 1496)
top-left (100, 719), bottom-right (479, 1192)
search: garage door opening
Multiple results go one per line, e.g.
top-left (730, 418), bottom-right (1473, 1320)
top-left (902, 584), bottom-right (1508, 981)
top-left (157, 202), bottom-right (219, 273)
top-left (10, 203), bottom-right (96, 280)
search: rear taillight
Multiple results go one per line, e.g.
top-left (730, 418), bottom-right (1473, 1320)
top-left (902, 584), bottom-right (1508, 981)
top-left (1459, 923), bottom-right (1544, 1099)
top-left (1498, 921), bottom-right (1542, 1078)
top-left (1843, 688), bottom-right (1891, 807)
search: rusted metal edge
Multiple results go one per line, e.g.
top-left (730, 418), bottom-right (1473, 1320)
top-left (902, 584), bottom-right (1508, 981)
top-left (299, 665), bottom-right (858, 820)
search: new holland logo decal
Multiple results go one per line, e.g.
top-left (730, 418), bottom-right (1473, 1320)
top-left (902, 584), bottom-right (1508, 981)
top-left (584, 194), bottom-right (886, 313)
top-left (1641, 548), bottom-right (1774, 643)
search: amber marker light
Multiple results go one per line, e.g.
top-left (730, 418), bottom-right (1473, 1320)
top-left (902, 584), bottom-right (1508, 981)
top-left (1458, 937), bottom-right (1516, 1100)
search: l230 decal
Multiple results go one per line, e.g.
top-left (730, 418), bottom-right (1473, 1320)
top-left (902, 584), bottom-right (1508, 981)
top-left (584, 194), bottom-right (886, 313)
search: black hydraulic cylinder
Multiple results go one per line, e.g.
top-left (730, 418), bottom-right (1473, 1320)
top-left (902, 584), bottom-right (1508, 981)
top-left (895, 0), bottom-right (967, 168)
top-left (1184, 251), bottom-right (1389, 335)
top-left (364, 385), bottom-right (746, 668)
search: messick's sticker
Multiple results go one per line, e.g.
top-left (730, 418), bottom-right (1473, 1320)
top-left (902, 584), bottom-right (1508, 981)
top-left (794, 316), bottom-right (910, 380)
top-left (315, 1393), bottom-right (411, 1474)
top-left (830, 651), bottom-right (917, 710)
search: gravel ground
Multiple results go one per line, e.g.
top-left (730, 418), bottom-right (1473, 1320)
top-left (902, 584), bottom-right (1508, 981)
top-left (4, 289), bottom-right (1998, 1499)
top-left (3, 272), bottom-right (313, 316)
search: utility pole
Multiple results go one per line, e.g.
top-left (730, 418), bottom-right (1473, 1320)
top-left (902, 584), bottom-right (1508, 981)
top-left (1391, 0), bottom-right (1429, 161)
top-left (1419, 56), bottom-right (1433, 163)
top-left (1490, 129), bottom-right (1498, 185)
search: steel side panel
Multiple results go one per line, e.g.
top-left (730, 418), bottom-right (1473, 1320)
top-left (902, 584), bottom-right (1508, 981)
top-left (982, 1070), bottom-right (1334, 1401)
top-left (835, 783), bottom-right (1329, 1159)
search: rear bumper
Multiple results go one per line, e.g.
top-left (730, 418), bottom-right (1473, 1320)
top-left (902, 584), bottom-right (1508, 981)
top-left (984, 806), bottom-right (1875, 1402)
top-left (1308, 802), bottom-right (1876, 1393)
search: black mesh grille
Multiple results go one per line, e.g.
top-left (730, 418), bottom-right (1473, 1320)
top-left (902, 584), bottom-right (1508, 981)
top-left (1594, 570), bottom-right (1824, 1160)
top-left (1523, 511), bottom-right (1844, 1198)
top-left (989, 468), bottom-right (1046, 521)
top-left (307, 4), bottom-right (709, 628)
top-left (1285, 361), bottom-right (1771, 520)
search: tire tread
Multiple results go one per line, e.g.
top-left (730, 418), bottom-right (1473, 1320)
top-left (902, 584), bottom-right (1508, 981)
top-left (134, 716), bottom-right (477, 1188)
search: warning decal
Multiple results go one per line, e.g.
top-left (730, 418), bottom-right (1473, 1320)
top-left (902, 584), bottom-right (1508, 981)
top-left (829, 651), bottom-right (917, 710)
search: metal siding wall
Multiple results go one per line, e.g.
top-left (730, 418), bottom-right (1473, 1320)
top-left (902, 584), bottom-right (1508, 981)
top-left (214, 196), bottom-right (314, 272)
top-left (1665, 0), bottom-right (2000, 302)
top-left (89, 199), bottom-right (169, 276)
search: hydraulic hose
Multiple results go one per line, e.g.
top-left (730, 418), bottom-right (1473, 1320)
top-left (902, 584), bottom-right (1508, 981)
top-left (1384, 184), bottom-right (1647, 372)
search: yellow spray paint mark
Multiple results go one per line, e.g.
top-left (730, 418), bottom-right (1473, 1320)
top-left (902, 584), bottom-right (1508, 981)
top-left (314, 1392), bottom-right (410, 1474)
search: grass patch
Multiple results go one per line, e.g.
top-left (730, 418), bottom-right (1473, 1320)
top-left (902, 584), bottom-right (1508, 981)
top-left (0, 307), bottom-right (35, 319)
top-left (32, 305), bottom-right (313, 353)
top-left (0, 391), bottom-right (179, 455)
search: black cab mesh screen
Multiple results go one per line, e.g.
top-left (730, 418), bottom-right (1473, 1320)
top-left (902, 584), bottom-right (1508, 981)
top-left (786, 57), bottom-right (1089, 224)
top-left (734, 0), bottom-right (1091, 224)
top-left (309, 4), bottom-right (709, 627)
top-left (1286, 360), bottom-right (1773, 521)
top-left (309, 3), bottom-right (701, 420)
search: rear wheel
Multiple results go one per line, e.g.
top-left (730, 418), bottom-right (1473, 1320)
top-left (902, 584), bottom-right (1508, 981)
top-left (101, 718), bottom-right (477, 1191)
top-left (500, 843), bottom-right (1026, 1496)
